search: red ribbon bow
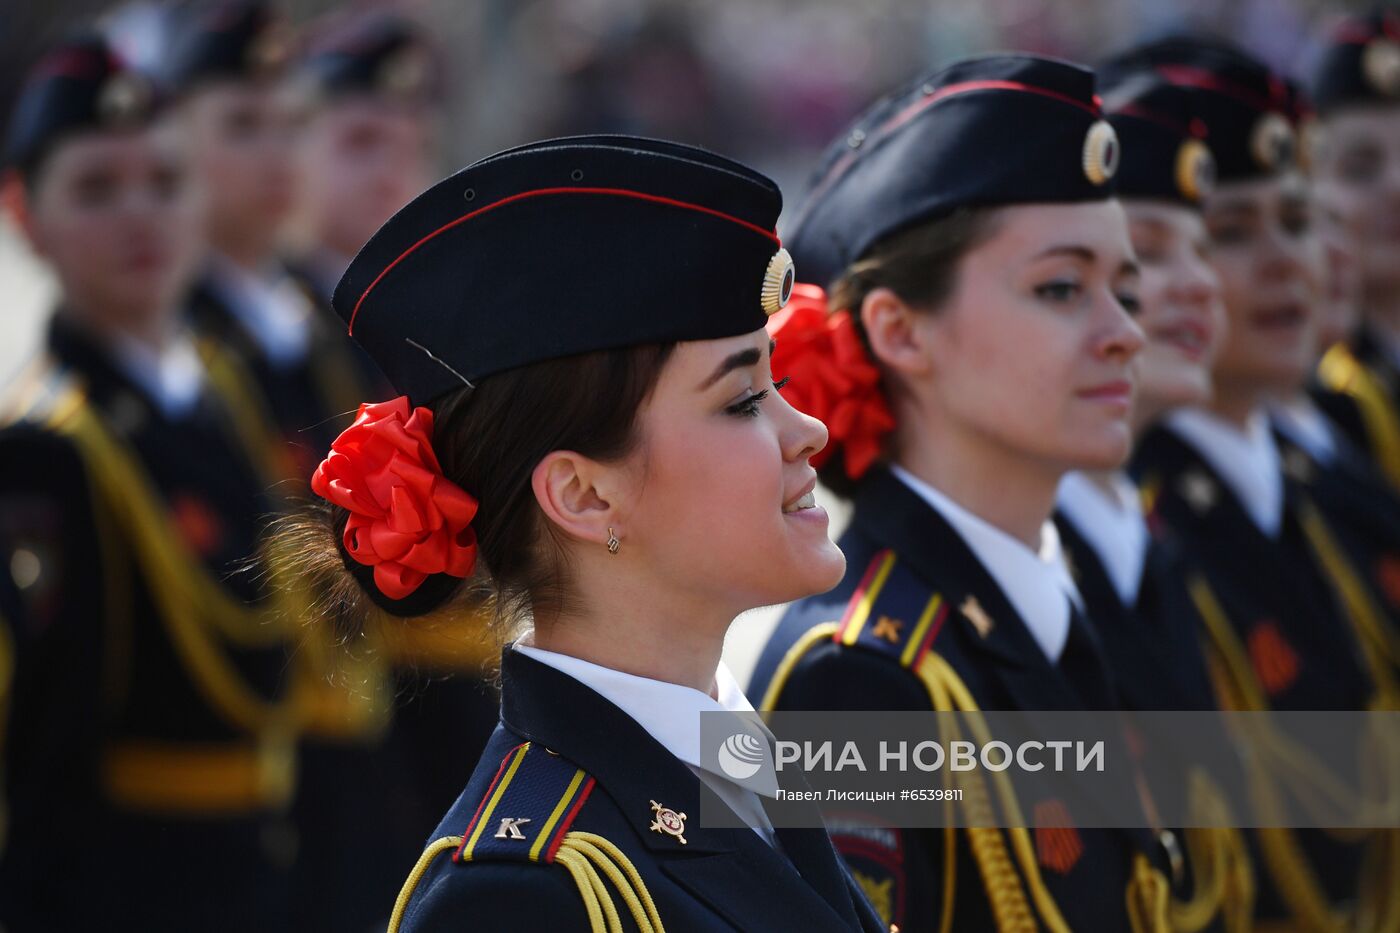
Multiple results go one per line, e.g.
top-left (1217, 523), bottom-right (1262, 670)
top-left (767, 283), bottom-right (895, 481)
top-left (311, 397), bottom-right (479, 600)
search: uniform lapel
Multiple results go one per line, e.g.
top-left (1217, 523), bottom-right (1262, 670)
top-left (498, 650), bottom-right (869, 932)
top-left (851, 469), bottom-right (1084, 713)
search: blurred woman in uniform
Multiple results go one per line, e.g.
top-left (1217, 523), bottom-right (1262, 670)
top-left (1118, 37), bottom-right (1400, 930)
top-left (0, 33), bottom-right (299, 931)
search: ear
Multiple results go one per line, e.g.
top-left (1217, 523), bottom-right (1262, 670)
top-left (859, 286), bottom-right (934, 379)
top-left (530, 450), bottom-right (625, 550)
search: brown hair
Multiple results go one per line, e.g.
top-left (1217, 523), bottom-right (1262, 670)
top-left (818, 207), bottom-right (1001, 494)
top-left (272, 343), bottom-right (675, 640)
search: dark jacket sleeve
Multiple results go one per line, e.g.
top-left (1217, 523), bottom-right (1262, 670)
top-left (399, 858), bottom-right (595, 932)
top-left (0, 426), bottom-right (109, 928)
top-left (771, 640), bottom-right (952, 933)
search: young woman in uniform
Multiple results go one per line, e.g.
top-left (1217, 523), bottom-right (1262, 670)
top-left (287, 135), bottom-right (887, 932)
top-left (747, 54), bottom-right (1179, 933)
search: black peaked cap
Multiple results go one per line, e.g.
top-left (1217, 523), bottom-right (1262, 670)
top-left (785, 54), bottom-right (1120, 290)
top-left (334, 135), bottom-right (793, 405)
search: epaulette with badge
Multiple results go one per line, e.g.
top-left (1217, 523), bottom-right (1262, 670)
top-left (390, 741), bottom-right (664, 933)
top-left (832, 549), bottom-right (952, 671)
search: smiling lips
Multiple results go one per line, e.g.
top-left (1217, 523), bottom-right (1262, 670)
top-left (1077, 380), bottom-right (1133, 402)
top-left (1249, 302), bottom-right (1308, 331)
top-left (782, 478), bottom-right (818, 514)
top-left (1153, 319), bottom-right (1212, 361)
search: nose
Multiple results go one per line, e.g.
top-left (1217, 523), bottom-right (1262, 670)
top-left (1169, 251), bottom-right (1222, 311)
top-left (1097, 291), bottom-right (1146, 363)
top-left (779, 392), bottom-right (830, 465)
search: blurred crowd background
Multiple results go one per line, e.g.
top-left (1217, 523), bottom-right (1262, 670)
top-left (0, 0), bottom-right (1378, 387)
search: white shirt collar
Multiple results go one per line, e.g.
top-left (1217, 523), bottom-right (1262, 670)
top-left (107, 330), bottom-right (205, 420)
top-left (511, 643), bottom-right (777, 845)
top-left (1165, 407), bottom-right (1284, 537)
top-left (889, 464), bottom-right (1079, 663)
top-left (1269, 398), bottom-right (1338, 466)
top-left (1056, 471), bottom-right (1149, 606)
top-left (206, 255), bottom-right (312, 368)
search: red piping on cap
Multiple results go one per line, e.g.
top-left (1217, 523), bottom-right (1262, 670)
top-left (879, 79), bottom-right (1103, 138)
top-left (348, 186), bottom-right (781, 335)
top-left (1113, 102), bottom-right (1199, 138)
top-left (1154, 64), bottom-right (1282, 114)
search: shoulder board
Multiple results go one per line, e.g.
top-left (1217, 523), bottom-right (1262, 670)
top-left (0, 356), bottom-right (80, 429)
top-left (833, 549), bottom-right (950, 670)
top-left (454, 741), bottom-right (596, 866)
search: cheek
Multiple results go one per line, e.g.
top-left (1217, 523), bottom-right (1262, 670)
top-left (35, 211), bottom-right (119, 277)
top-left (634, 417), bottom-right (785, 560)
top-left (945, 305), bottom-right (1074, 430)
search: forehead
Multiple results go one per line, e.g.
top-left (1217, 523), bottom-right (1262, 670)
top-left (314, 95), bottom-right (428, 132)
top-left (1124, 199), bottom-right (1203, 231)
top-left (975, 200), bottom-right (1131, 258)
top-left (1325, 106), bottom-right (1400, 147)
top-left (1203, 174), bottom-right (1304, 211)
top-left (38, 121), bottom-right (184, 182)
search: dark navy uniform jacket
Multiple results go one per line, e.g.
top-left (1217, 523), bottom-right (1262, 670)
top-left (749, 467), bottom-right (1166, 933)
top-left (185, 265), bottom-right (379, 480)
top-left (1053, 515), bottom-right (1219, 713)
top-left (186, 266), bottom-right (500, 932)
top-left (0, 315), bottom-right (297, 932)
top-left (1314, 325), bottom-right (1400, 494)
top-left (1130, 423), bottom-right (1383, 922)
top-left (1271, 421), bottom-right (1400, 663)
top-left (393, 648), bottom-right (886, 933)
top-left (1055, 506), bottom-right (1252, 932)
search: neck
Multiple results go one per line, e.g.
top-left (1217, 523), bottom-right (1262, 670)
top-left (1078, 468), bottom-right (1124, 500)
top-left (1204, 377), bottom-right (1264, 429)
top-left (1363, 284), bottom-right (1400, 342)
top-left (894, 420), bottom-right (1059, 549)
top-left (209, 226), bottom-right (273, 273)
top-left (62, 295), bottom-right (176, 352)
top-left (529, 562), bottom-right (730, 696)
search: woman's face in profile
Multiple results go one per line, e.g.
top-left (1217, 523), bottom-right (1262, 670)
top-left (618, 327), bottom-right (845, 615)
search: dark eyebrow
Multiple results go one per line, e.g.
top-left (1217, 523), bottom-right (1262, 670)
top-left (1118, 259), bottom-right (1141, 279)
top-left (1032, 245), bottom-right (1096, 263)
top-left (699, 339), bottom-right (775, 390)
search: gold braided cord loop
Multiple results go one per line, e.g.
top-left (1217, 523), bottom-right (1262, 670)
top-left (388, 836), bottom-right (464, 933)
top-left (387, 831), bottom-right (664, 933)
top-left (1317, 344), bottom-right (1400, 491)
top-left (45, 388), bottom-right (298, 735)
top-left (1167, 773), bottom-right (1255, 933)
top-left (1127, 852), bottom-right (1172, 933)
top-left (1189, 574), bottom-right (1400, 932)
top-left (1297, 501), bottom-right (1400, 708)
top-left (916, 652), bottom-right (1065, 933)
top-left (556, 847), bottom-right (622, 933)
top-left (564, 832), bottom-right (666, 933)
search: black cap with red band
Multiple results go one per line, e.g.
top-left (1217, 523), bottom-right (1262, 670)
top-left (1101, 73), bottom-right (1217, 206)
top-left (4, 33), bottom-right (163, 179)
top-left (784, 54), bottom-right (1121, 290)
top-left (1311, 9), bottom-right (1400, 115)
top-left (333, 135), bottom-right (795, 405)
top-left (1100, 37), bottom-right (1299, 184)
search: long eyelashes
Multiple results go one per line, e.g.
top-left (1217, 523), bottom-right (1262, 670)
top-left (726, 389), bottom-right (770, 418)
top-left (725, 378), bottom-right (790, 418)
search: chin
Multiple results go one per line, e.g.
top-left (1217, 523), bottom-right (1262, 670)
top-left (1140, 377), bottom-right (1211, 414)
top-left (783, 543), bottom-right (847, 602)
top-left (1069, 428), bottom-right (1134, 470)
